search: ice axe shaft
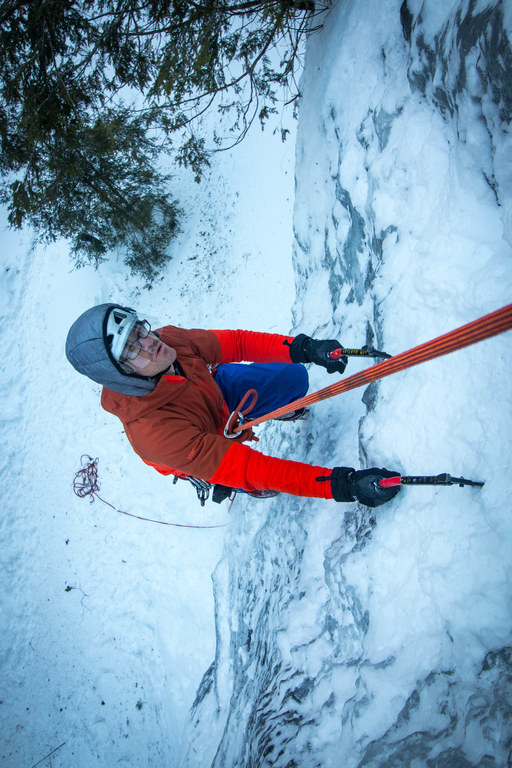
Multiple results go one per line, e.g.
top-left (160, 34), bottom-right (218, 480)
top-left (329, 344), bottom-right (391, 360)
top-left (380, 473), bottom-right (485, 488)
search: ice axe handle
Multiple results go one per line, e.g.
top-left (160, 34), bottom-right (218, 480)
top-left (379, 474), bottom-right (484, 488)
top-left (329, 346), bottom-right (392, 359)
top-left (379, 476), bottom-right (402, 488)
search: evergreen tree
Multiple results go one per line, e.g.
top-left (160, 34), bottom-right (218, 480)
top-left (1, 106), bottom-right (181, 281)
top-left (0, 0), bottom-right (321, 279)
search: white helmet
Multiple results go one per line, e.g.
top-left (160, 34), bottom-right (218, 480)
top-left (105, 306), bottom-right (138, 362)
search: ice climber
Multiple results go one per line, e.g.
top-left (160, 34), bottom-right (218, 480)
top-left (66, 303), bottom-right (400, 507)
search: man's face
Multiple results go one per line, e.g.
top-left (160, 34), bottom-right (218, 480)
top-left (120, 324), bottom-right (177, 377)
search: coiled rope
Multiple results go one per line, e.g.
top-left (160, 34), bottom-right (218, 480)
top-left (232, 303), bottom-right (512, 434)
top-left (73, 455), bottom-right (228, 528)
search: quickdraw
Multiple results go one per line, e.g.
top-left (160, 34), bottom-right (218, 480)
top-left (173, 474), bottom-right (211, 505)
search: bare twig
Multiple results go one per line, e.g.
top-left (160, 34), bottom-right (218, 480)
top-left (30, 743), bottom-right (66, 768)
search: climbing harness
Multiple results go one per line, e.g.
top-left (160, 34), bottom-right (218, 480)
top-left (226, 303), bottom-right (512, 436)
top-left (73, 455), bottom-right (229, 528)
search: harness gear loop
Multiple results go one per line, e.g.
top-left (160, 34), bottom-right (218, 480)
top-left (224, 388), bottom-right (259, 438)
top-left (234, 303), bottom-right (512, 434)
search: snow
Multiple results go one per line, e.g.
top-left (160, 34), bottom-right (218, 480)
top-left (2, 0), bottom-right (512, 766)
top-left (0, 107), bottom-right (297, 765)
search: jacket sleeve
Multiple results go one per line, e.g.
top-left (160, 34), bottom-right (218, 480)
top-left (209, 442), bottom-right (334, 499)
top-left (128, 414), bottom-right (334, 498)
top-left (126, 414), bottom-right (236, 483)
top-left (209, 329), bottom-right (296, 364)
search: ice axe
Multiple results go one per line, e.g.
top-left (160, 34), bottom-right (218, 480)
top-left (329, 344), bottom-right (392, 360)
top-left (379, 473), bottom-right (485, 489)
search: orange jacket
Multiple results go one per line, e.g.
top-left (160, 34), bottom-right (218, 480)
top-left (101, 326), bottom-right (333, 499)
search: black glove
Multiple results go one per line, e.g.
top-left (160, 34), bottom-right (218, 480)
top-left (330, 467), bottom-right (401, 508)
top-left (289, 333), bottom-right (348, 374)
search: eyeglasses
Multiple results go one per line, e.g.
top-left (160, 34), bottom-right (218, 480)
top-left (120, 319), bottom-right (152, 363)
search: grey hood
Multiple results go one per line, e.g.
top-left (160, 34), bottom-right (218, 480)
top-left (65, 303), bottom-right (157, 396)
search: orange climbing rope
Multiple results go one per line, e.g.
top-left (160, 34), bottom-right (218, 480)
top-left (230, 303), bottom-right (512, 436)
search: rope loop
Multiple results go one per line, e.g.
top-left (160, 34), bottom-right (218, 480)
top-left (73, 455), bottom-right (101, 502)
top-left (224, 388), bottom-right (259, 438)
